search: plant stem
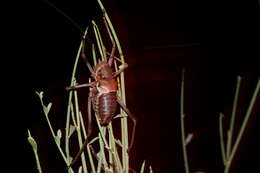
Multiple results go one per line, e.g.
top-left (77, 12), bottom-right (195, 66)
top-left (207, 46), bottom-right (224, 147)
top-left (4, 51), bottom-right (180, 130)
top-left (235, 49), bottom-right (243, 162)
top-left (219, 112), bottom-right (226, 165)
top-left (65, 28), bottom-right (89, 161)
top-left (92, 44), bottom-right (97, 66)
top-left (226, 76), bottom-right (241, 158)
top-left (28, 130), bottom-right (43, 173)
top-left (92, 21), bottom-right (106, 61)
top-left (36, 92), bottom-right (74, 173)
top-left (180, 69), bottom-right (190, 173)
top-left (74, 90), bottom-right (88, 173)
top-left (225, 77), bottom-right (260, 173)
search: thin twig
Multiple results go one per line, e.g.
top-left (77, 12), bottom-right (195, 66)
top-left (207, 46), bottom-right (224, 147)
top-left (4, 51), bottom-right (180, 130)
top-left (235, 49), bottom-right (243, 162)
top-left (65, 28), bottom-right (89, 162)
top-left (180, 69), bottom-right (190, 173)
top-left (219, 112), bottom-right (226, 165)
top-left (225, 78), bottom-right (260, 173)
top-left (226, 76), bottom-right (241, 158)
top-left (28, 130), bottom-right (43, 173)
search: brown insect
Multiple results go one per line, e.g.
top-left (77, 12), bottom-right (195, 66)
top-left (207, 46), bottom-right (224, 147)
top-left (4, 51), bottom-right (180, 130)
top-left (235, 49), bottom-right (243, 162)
top-left (66, 20), bottom-right (137, 168)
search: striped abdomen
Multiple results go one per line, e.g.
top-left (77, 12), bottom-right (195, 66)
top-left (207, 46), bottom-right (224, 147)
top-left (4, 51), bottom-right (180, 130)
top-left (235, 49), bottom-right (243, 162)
top-left (93, 91), bottom-right (118, 126)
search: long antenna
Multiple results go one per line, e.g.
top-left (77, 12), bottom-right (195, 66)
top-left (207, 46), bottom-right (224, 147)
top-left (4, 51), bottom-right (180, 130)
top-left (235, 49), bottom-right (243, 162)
top-left (42, 0), bottom-right (84, 35)
top-left (42, 0), bottom-right (94, 68)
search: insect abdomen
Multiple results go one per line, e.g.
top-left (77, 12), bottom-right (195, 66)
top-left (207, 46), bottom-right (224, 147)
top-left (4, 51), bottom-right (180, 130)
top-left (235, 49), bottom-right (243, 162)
top-left (94, 92), bottom-right (117, 125)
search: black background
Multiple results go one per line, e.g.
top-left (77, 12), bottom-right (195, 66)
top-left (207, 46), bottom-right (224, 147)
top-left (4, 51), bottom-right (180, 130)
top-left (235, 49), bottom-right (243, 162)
top-left (4, 0), bottom-right (260, 172)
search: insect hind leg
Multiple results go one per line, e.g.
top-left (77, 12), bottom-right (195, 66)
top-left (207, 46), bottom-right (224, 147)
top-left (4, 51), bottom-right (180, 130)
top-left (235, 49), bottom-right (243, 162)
top-left (67, 94), bottom-right (94, 168)
top-left (116, 96), bottom-right (137, 151)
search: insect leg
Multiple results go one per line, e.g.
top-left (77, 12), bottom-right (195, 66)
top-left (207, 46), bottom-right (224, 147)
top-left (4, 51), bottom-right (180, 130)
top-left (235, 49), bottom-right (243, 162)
top-left (113, 63), bottom-right (128, 77)
top-left (66, 81), bottom-right (96, 91)
top-left (103, 17), bottom-right (116, 66)
top-left (81, 37), bottom-right (96, 77)
top-left (68, 94), bottom-right (93, 168)
top-left (87, 93), bottom-right (93, 136)
top-left (116, 96), bottom-right (137, 151)
top-left (67, 138), bottom-right (89, 169)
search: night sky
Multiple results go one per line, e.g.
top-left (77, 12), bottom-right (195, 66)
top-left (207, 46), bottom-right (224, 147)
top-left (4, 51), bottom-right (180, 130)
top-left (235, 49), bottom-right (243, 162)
top-left (6, 0), bottom-right (260, 172)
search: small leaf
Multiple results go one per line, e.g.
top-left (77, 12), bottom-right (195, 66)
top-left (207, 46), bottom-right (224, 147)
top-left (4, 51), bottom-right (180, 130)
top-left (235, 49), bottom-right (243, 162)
top-left (68, 156), bottom-right (73, 164)
top-left (46, 103), bottom-right (52, 113)
top-left (140, 160), bottom-right (145, 173)
top-left (28, 137), bottom-right (38, 151)
top-left (36, 91), bottom-right (53, 116)
top-left (35, 91), bottom-right (43, 99)
top-left (27, 130), bottom-right (38, 151)
top-left (185, 133), bottom-right (194, 146)
top-left (68, 125), bottom-right (76, 138)
top-left (57, 129), bottom-right (62, 138)
top-left (55, 138), bottom-right (60, 146)
top-left (114, 139), bottom-right (122, 147)
top-left (43, 102), bottom-right (52, 115)
top-left (55, 129), bottom-right (62, 146)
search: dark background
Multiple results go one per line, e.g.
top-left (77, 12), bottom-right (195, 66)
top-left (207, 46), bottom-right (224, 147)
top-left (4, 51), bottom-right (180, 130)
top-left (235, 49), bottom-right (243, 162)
top-left (5, 0), bottom-right (259, 172)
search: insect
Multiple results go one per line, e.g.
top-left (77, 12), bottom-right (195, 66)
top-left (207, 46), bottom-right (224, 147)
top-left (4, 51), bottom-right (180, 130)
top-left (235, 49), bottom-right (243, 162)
top-left (43, 0), bottom-right (137, 169)
top-left (66, 19), bottom-right (137, 167)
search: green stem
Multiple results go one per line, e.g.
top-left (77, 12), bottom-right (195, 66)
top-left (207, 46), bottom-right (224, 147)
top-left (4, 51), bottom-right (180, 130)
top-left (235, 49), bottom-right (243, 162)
top-left (95, 113), bottom-right (109, 148)
top-left (74, 90), bottom-right (88, 173)
top-left (98, 127), bottom-right (109, 169)
top-left (79, 110), bottom-right (96, 173)
top-left (28, 130), bottom-right (43, 173)
top-left (98, 0), bottom-right (124, 62)
top-left (108, 124), bottom-right (123, 172)
top-left (180, 69), bottom-right (190, 173)
top-left (226, 76), bottom-right (241, 158)
top-left (65, 28), bottom-right (89, 161)
top-left (92, 44), bottom-right (97, 66)
top-left (225, 77), bottom-right (260, 173)
top-left (92, 21), bottom-right (106, 61)
top-left (87, 144), bottom-right (97, 173)
top-left (33, 150), bottom-right (42, 173)
top-left (36, 92), bottom-right (73, 173)
top-left (219, 112), bottom-right (226, 165)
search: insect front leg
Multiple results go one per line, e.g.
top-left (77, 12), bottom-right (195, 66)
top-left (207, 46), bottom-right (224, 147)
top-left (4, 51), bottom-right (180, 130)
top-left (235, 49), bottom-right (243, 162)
top-left (116, 96), bottom-right (137, 151)
top-left (113, 63), bottom-right (128, 77)
top-left (81, 37), bottom-right (96, 77)
top-left (66, 81), bottom-right (96, 91)
top-left (103, 17), bottom-right (116, 66)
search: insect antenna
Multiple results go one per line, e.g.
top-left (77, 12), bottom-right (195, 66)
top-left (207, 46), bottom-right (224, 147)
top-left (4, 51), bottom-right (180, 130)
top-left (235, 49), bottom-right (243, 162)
top-left (42, 0), bottom-right (84, 35)
top-left (42, 0), bottom-right (95, 74)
